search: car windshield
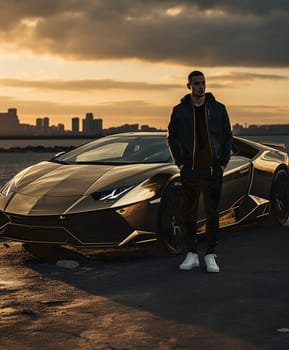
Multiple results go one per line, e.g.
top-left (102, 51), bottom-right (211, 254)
top-left (52, 135), bottom-right (172, 165)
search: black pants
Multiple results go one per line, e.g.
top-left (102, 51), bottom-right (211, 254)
top-left (180, 171), bottom-right (223, 254)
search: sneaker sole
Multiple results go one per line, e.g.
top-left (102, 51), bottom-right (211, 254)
top-left (179, 263), bottom-right (200, 270)
top-left (206, 268), bottom-right (220, 273)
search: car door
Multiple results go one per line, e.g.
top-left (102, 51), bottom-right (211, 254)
top-left (197, 156), bottom-right (252, 229)
top-left (219, 155), bottom-right (252, 212)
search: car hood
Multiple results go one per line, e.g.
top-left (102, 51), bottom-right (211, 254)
top-left (11, 161), bottom-right (167, 197)
top-left (0, 161), bottom-right (176, 216)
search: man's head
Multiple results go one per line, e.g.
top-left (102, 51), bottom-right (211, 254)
top-left (187, 71), bottom-right (206, 98)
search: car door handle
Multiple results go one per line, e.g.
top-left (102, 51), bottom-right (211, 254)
top-left (239, 167), bottom-right (250, 175)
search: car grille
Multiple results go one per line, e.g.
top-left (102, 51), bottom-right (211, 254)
top-left (0, 210), bottom-right (133, 246)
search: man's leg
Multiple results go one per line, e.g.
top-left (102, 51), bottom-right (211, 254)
top-left (180, 176), bottom-right (200, 253)
top-left (178, 176), bottom-right (201, 270)
top-left (202, 176), bottom-right (222, 254)
top-left (202, 176), bottom-right (222, 273)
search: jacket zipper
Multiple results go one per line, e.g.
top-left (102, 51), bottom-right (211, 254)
top-left (192, 106), bottom-right (196, 170)
top-left (205, 104), bottom-right (213, 175)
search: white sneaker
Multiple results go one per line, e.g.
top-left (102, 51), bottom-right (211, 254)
top-left (204, 254), bottom-right (220, 273)
top-left (179, 252), bottom-right (200, 270)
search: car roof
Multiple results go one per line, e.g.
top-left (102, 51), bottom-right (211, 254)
top-left (105, 132), bottom-right (167, 137)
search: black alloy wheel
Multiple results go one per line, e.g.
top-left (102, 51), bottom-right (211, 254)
top-left (157, 180), bottom-right (187, 255)
top-left (270, 168), bottom-right (289, 225)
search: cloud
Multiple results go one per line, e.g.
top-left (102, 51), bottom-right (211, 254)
top-left (1, 71), bottom-right (286, 91)
top-left (207, 72), bottom-right (288, 88)
top-left (210, 72), bottom-right (288, 81)
top-left (186, 0), bottom-right (289, 15)
top-left (0, 0), bottom-right (288, 67)
top-left (0, 78), bottom-right (181, 91)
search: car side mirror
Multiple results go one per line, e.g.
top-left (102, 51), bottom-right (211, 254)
top-left (51, 151), bottom-right (66, 159)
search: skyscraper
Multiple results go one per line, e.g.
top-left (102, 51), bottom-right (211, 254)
top-left (0, 108), bottom-right (20, 135)
top-left (72, 117), bottom-right (80, 134)
top-left (82, 113), bottom-right (103, 135)
top-left (36, 118), bottom-right (43, 132)
top-left (94, 119), bottom-right (103, 133)
top-left (43, 117), bottom-right (49, 134)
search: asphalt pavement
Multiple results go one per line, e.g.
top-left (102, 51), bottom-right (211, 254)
top-left (0, 220), bottom-right (289, 350)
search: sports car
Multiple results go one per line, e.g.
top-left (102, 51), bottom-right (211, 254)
top-left (0, 132), bottom-right (288, 256)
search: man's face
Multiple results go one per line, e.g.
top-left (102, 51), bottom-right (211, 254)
top-left (187, 75), bottom-right (206, 98)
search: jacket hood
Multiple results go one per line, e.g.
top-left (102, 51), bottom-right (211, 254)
top-left (180, 92), bottom-right (215, 105)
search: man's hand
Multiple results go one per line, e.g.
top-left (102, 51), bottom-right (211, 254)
top-left (221, 165), bottom-right (225, 171)
top-left (178, 164), bottom-right (184, 170)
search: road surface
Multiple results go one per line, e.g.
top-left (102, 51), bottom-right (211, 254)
top-left (1, 221), bottom-right (289, 350)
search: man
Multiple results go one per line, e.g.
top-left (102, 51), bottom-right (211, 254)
top-left (167, 70), bottom-right (232, 273)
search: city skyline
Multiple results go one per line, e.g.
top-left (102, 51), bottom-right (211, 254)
top-left (0, 1), bottom-right (288, 130)
top-left (0, 108), bottom-right (162, 136)
top-left (1, 107), bottom-right (289, 138)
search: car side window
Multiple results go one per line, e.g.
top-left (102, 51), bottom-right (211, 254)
top-left (225, 156), bottom-right (251, 172)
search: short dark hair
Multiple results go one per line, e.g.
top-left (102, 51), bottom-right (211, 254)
top-left (187, 70), bottom-right (204, 83)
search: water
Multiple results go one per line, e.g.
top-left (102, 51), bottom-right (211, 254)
top-left (0, 139), bottom-right (94, 186)
top-left (0, 152), bottom-right (56, 186)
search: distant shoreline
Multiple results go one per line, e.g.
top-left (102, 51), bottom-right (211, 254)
top-left (0, 145), bottom-right (75, 153)
top-left (235, 134), bottom-right (289, 137)
top-left (0, 134), bottom-right (287, 153)
top-left (0, 133), bottom-right (288, 140)
top-left (0, 135), bottom-right (97, 140)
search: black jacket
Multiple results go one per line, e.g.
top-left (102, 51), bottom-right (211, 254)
top-left (167, 93), bottom-right (232, 169)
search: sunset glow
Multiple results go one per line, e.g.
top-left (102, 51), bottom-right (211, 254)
top-left (0, 1), bottom-right (288, 131)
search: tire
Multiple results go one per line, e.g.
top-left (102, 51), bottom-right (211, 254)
top-left (269, 168), bottom-right (289, 225)
top-left (157, 180), bottom-right (187, 255)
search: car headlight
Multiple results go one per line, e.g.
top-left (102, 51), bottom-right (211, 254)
top-left (91, 185), bottom-right (134, 201)
top-left (0, 178), bottom-right (16, 197)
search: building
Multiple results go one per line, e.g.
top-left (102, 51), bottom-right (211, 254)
top-left (0, 108), bottom-right (20, 135)
top-left (58, 123), bottom-right (65, 133)
top-left (0, 107), bottom-right (160, 137)
top-left (82, 113), bottom-right (103, 135)
top-left (82, 113), bottom-right (93, 134)
top-left (104, 123), bottom-right (139, 135)
top-left (233, 123), bottom-right (289, 136)
top-left (94, 119), bottom-right (103, 133)
top-left (72, 117), bottom-right (80, 134)
top-left (36, 118), bottom-right (43, 133)
top-left (141, 124), bottom-right (157, 132)
top-left (19, 123), bottom-right (36, 135)
top-left (43, 117), bottom-right (49, 134)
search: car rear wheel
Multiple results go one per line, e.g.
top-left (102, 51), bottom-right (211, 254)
top-left (157, 180), bottom-right (187, 255)
top-left (269, 168), bottom-right (289, 225)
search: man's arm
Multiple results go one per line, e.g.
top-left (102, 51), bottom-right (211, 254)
top-left (220, 106), bottom-right (233, 168)
top-left (167, 107), bottom-right (183, 167)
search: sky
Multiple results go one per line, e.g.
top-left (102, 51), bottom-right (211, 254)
top-left (0, 0), bottom-right (288, 131)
